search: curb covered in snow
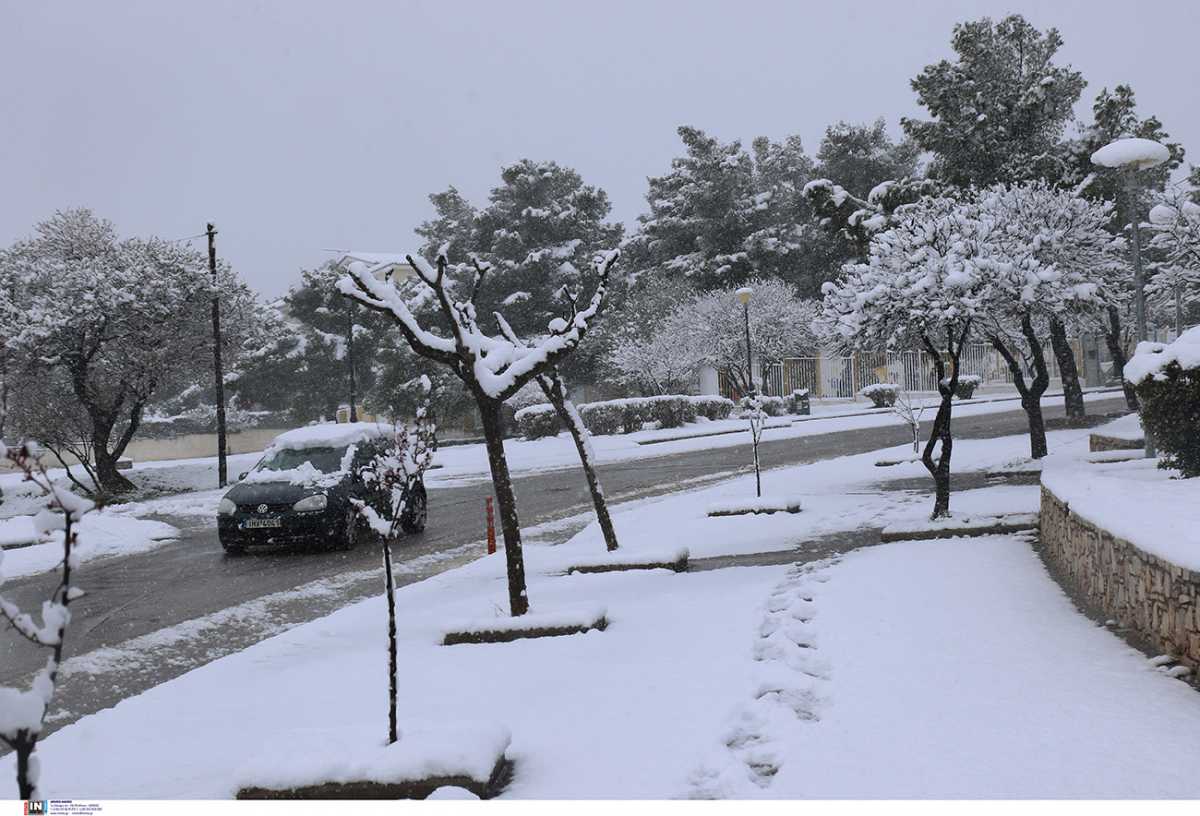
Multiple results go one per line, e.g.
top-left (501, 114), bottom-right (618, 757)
top-left (441, 605), bottom-right (608, 646)
top-left (879, 513), bottom-right (1039, 543)
top-left (566, 547), bottom-right (689, 575)
top-left (707, 497), bottom-right (803, 517)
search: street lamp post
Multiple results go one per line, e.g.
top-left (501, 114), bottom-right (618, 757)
top-left (737, 287), bottom-right (754, 396)
top-left (1091, 137), bottom-right (1171, 459)
top-left (736, 287), bottom-right (762, 497)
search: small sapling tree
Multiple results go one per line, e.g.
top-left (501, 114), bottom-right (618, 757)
top-left (822, 196), bottom-right (988, 518)
top-left (350, 387), bottom-right (436, 745)
top-left (891, 387), bottom-right (927, 455)
top-left (340, 248), bottom-right (618, 616)
top-left (0, 442), bottom-right (92, 798)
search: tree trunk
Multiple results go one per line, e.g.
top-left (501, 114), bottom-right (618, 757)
top-left (382, 537), bottom-right (398, 744)
top-left (920, 332), bottom-right (962, 520)
top-left (1049, 317), bottom-right (1085, 424)
top-left (1105, 306), bottom-right (1140, 412)
top-left (478, 399), bottom-right (530, 616)
top-left (923, 392), bottom-right (954, 519)
top-left (539, 371), bottom-right (619, 552)
top-left (990, 319), bottom-right (1050, 460)
top-left (14, 736), bottom-right (33, 799)
top-left (91, 421), bottom-right (136, 494)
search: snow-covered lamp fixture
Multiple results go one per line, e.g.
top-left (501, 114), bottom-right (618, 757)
top-left (1091, 136), bottom-right (1170, 461)
top-left (1090, 137), bottom-right (1171, 171)
top-left (736, 286), bottom-right (753, 304)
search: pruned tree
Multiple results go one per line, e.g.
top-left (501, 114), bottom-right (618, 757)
top-left (0, 442), bottom-right (91, 798)
top-left (351, 387), bottom-right (437, 745)
top-left (822, 197), bottom-right (989, 518)
top-left (492, 278), bottom-right (619, 553)
top-left (339, 248), bottom-right (619, 616)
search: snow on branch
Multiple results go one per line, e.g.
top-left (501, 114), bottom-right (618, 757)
top-left (339, 249), bottom-right (619, 402)
top-left (0, 441), bottom-right (92, 799)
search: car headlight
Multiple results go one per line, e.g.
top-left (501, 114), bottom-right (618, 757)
top-left (293, 494), bottom-right (328, 512)
top-left (218, 497), bottom-right (237, 516)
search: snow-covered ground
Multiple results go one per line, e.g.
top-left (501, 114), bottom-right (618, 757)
top-left (0, 512), bottom-right (178, 580)
top-left (18, 408), bottom-right (1200, 799)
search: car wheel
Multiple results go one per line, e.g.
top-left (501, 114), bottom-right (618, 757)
top-left (399, 487), bottom-right (427, 534)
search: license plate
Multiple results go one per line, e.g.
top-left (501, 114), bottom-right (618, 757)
top-left (242, 517), bottom-right (282, 530)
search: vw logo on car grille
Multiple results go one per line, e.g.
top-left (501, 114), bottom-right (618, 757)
top-left (257, 504), bottom-right (269, 513)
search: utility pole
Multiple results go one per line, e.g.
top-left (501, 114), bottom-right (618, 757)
top-left (207, 223), bottom-right (228, 487)
top-left (346, 300), bottom-right (357, 422)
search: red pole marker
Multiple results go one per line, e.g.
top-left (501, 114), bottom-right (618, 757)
top-left (486, 496), bottom-right (496, 554)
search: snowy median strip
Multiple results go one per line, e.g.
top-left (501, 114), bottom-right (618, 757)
top-left (441, 603), bottom-right (608, 646)
top-left (707, 496), bottom-right (803, 517)
top-left (879, 512), bottom-right (1039, 542)
top-left (235, 722), bottom-right (512, 800)
top-left (0, 512), bottom-right (178, 577)
top-left (565, 547), bottom-right (689, 575)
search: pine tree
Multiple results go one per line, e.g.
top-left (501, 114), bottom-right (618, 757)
top-left (815, 119), bottom-right (921, 199)
top-left (902, 14), bottom-right (1085, 188)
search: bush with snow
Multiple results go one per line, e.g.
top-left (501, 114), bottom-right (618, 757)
top-left (1126, 327), bottom-right (1200, 477)
top-left (740, 395), bottom-right (786, 417)
top-left (787, 389), bottom-right (811, 415)
top-left (953, 374), bottom-right (982, 400)
top-left (859, 382), bottom-right (901, 408)
top-left (513, 404), bottom-right (561, 440)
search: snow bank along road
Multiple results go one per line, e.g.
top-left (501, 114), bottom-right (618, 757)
top-left (0, 397), bottom-right (1128, 740)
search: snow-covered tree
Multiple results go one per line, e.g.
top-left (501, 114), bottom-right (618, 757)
top-left (974, 183), bottom-right (1119, 456)
top-left (350, 389), bottom-right (436, 746)
top-left (497, 307), bottom-right (619, 553)
top-left (665, 280), bottom-right (820, 396)
top-left (627, 127), bottom-right (845, 295)
top-left (340, 248), bottom-right (619, 616)
top-left (902, 14), bottom-right (1086, 188)
top-left (822, 196), bottom-right (989, 518)
top-left (0, 210), bottom-right (256, 494)
top-left (802, 176), bottom-right (940, 257)
top-left (1147, 188), bottom-right (1200, 331)
top-left (815, 119), bottom-right (921, 199)
top-left (0, 442), bottom-right (92, 798)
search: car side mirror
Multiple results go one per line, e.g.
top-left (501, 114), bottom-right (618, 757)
top-left (237, 472), bottom-right (247, 481)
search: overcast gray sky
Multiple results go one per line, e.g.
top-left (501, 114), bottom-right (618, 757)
top-left (4, 0), bottom-right (1198, 297)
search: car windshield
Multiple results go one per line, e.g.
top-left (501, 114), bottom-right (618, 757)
top-left (256, 445), bottom-right (348, 474)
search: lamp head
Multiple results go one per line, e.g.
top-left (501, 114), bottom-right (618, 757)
top-left (736, 287), bottom-right (753, 305)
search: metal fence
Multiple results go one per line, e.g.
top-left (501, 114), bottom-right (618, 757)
top-left (737, 341), bottom-right (1085, 400)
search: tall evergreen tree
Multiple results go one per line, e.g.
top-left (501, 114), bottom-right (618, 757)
top-left (902, 14), bottom-right (1086, 188)
top-left (815, 119), bottom-right (921, 198)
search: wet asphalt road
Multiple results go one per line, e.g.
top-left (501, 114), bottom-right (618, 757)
top-left (0, 397), bottom-right (1128, 736)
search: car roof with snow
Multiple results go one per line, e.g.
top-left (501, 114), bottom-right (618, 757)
top-left (269, 422), bottom-right (391, 452)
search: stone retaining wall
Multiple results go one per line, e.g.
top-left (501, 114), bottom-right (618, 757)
top-left (1040, 484), bottom-right (1200, 667)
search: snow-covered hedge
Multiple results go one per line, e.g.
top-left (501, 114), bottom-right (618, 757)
top-left (739, 395), bottom-right (787, 417)
top-left (1126, 327), bottom-right (1200, 477)
top-left (514, 395), bottom-right (736, 439)
top-left (859, 382), bottom-right (900, 408)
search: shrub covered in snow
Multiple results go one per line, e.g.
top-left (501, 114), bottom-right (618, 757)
top-left (690, 395), bottom-right (735, 421)
top-left (954, 375), bottom-right (982, 400)
top-left (739, 395), bottom-right (786, 417)
top-left (581, 402), bottom-right (628, 436)
top-left (1126, 327), bottom-right (1200, 477)
top-left (860, 382), bottom-right (901, 408)
top-left (788, 389), bottom-right (811, 415)
top-left (517, 394), bottom-right (735, 439)
top-left (514, 404), bottom-right (561, 440)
